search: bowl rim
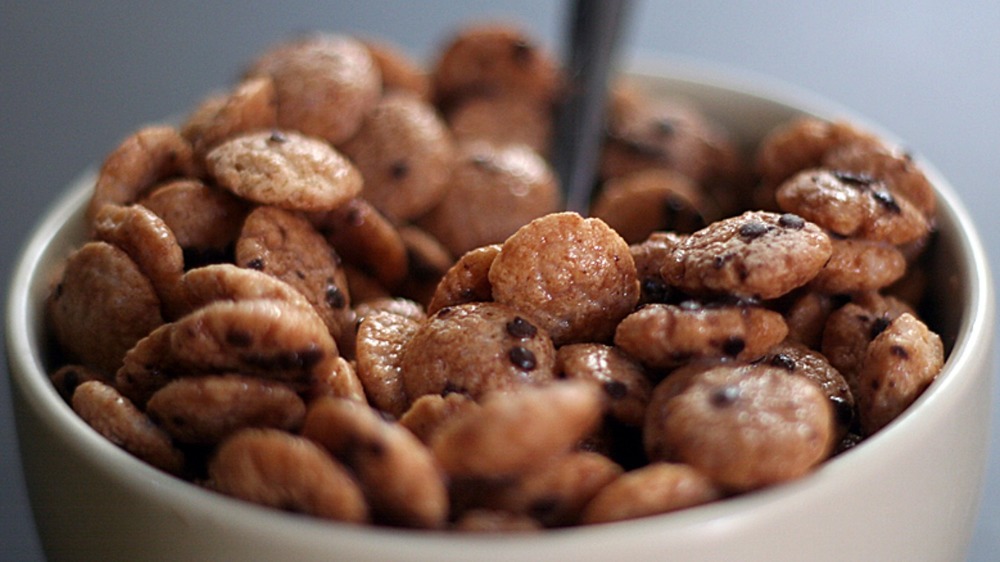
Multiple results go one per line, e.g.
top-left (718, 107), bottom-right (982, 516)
top-left (5, 56), bottom-right (995, 552)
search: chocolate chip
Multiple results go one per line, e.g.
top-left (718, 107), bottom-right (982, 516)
top-left (511, 39), bottom-right (534, 63)
top-left (653, 117), bottom-right (676, 137)
top-left (325, 283), bottom-right (346, 309)
top-left (389, 159), bottom-right (409, 180)
top-left (246, 258), bottom-right (264, 270)
top-left (505, 316), bottom-right (537, 339)
top-left (778, 213), bottom-right (805, 229)
top-left (603, 380), bottom-right (628, 400)
top-left (508, 346), bottom-right (537, 371)
top-left (709, 385), bottom-right (740, 407)
top-left (268, 130), bottom-right (288, 143)
top-left (871, 189), bottom-right (902, 213)
top-left (738, 220), bottom-right (769, 240)
top-left (769, 353), bottom-right (796, 371)
top-left (890, 345), bottom-right (910, 359)
top-left (832, 170), bottom-right (876, 186)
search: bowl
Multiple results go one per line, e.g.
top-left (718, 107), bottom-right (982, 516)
top-left (6, 60), bottom-right (995, 562)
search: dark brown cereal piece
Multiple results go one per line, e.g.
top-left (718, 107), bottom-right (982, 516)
top-left (49, 364), bottom-right (109, 402)
top-left (452, 510), bottom-right (543, 533)
top-left (310, 198), bottom-right (409, 290)
top-left (427, 243), bottom-right (500, 315)
top-left (209, 428), bottom-right (369, 522)
top-left (146, 374), bottom-right (306, 445)
top-left (823, 139), bottom-right (937, 218)
top-left (645, 362), bottom-right (834, 491)
top-left (809, 238), bottom-right (907, 294)
top-left (354, 297), bottom-right (427, 324)
top-left (397, 392), bottom-right (480, 445)
top-left (245, 33), bottom-right (381, 145)
top-left (447, 93), bottom-right (553, 156)
top-left (630, 231), bottom-right (686, 305)
top-left (821, 292), bottom-right (915, 389)
top-left (355, 310), bottom-right (422, 418)
top-left (362, 39), bottom-right (432, 100)
top-left (489, 212), bottom-right (639, 345)
top-left (430, 381), bottom-right (605, 478)
top-left (307, 355), bottom-right (368, 404)
top-left (557, 343), bottom-right (652, 427)
top-left (661, 210), bottom-right (832, 300)
top-left (614, 302), bottom-right (788, 369)
top-left (775, 168), bottom-right (929, 244)
top-left (71, 380), bottom-right (184, 475)
top-left (302, 397), bottom-right (448, 528)
top-left (178, 263), bottom-right (314, 317)
top-left (48, 241), bottom-right (164, 376)
top-left (400, 302), bottom-right (557, 403)
top-left (206, 130), bottom-right (362, 212)
top-left (339, 92), bottom-right (456, 221)
top-left (418, 141), bottom-right (561, 257)
top-left (591, 169), bottom-right (711, 244)
top-left (580, 462), bottom-right (721, 524)
top-left (855, 313), bottom-right (943, 435)
top-left (86, 125), bottom-right (198, 224)
top-left (181, 76), bottom-right (279, 163)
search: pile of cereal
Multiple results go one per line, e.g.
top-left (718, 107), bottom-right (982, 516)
top-left (45, 23), bottom-right (944, 530)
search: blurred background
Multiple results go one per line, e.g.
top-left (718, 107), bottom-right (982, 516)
top-left (2, 1), bottom-right (998, 559)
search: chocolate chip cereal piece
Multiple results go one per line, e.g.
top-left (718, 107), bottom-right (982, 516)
top-left (209, 428), bottom-right (369, 523)
top-left (178, 263), bottom-right (314, 317)
top-left (452, 510), bottom-right (543, 533)
top-left (49, 364), bottom-right (109, 402)
top-left (489, 212), bottom-right (639, 345)
top-left (302, 397), bottom-right (449, 528)
top-left (307, 355), bottom-right (368, 404)
top-left (48, 241), bottom-right (164, 376)
top-left (354, 297), bottom-right (427, 323)
top-left (645, 362), bottom-right (834, 491)
top-left (181, 76), bottom-right (279, 163)
top-left (86, 125), bottom-right (197, 224)
top-left (821, 292), bottom-right (915, 388)
top-left (427, 243), bottom-right (500, 315)
top-left (447, 93), bottom-right (553, 156)
top-left (362, 39), bottom-right (432, 100)
top-left (400, 302), bottom-right (557, 402)
top-left (310, 198), bottom-right (409, 290)
top-left (340, 92), bottom-right (455, 221)
top-left (71, 380), bottom-right (184, 475)
top-left (855, 313), bottom-right (943, 435)
top-left (614, 302), bottom-right (788, 369)
top-left (557, 343), bottom-right (652, 427)
top-left (630, 231), bottom-right (686, 305)
top-left (591, 169), bottom-right (710, 244)
top-left (419, 141), bottom-right (561, 257)
top-left (396, 225), bottom-right (454, 306)
top-left (430, 381), bottom-right (605, 478)
top-left (206, 130), bottom-right (362, 212)
top-left (781, 290), bottom-right (837, 349)
top-left (397, 392), bottom-right (480, 445)
top-left (355, 310), bottom-right (422, 417)
top-left (661, 210), bottom-right (832, 300)
top-left (246, 33), bottom-right (381, 145)
top-left (580, 462), bottom-right (721, 524)
top-left (823, 139), bottom-right (937, 218)
top-left (809, 238), bottom-right (907, 294)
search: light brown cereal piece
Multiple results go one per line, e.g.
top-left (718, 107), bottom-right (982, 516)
top-left (209, 428), bottom-right (368, 522)
top-left (48, 241), bottom-right (163, 376)
top-left (396, 225), bottom-right (455, 306)
top-left (181, 76), bottom-right (279, 163)
top-left (310, 198), bottom-right (409, 290)
top-left (206, 130), bottom-right (362, 211)
top-left (246, 33), bottom-right (381, 145)
top-left (354, 297), bottom-right (427, 323)
top-left (580, 462), bottom-right (721, 524)
top-left (432, 23), bottom-right (562, 108)
top-left (302, 397), bottom-right (449, 528)
top-left (49, 364), bottom-right (109, 402)
top-left (427, 243), bottom-right (500, 315)
top-left (113, 324), bottom-right (174, 407)
top-left (71, 380), bottom-right (184, 475)
top-left (775, 168), bottom-right (929, 244)
top-left (821, 292), bottom-right (915, 389)
top-left (235, 206), bottom-right (355, 354)
top-left (307, 355), bottom-right (368, 404)
top-left (661, 211), bottom-right (832, 300)
top-left (855, 313), bottom-right (943, 435)
top-left (362, 39), bottom-right (432, 100)
top-left (93, 203), bottom-right (186, 318)
top-left (178, 263), bottom-right (314, 317)
top-left (342, 264), bottom-right (392, 304)
top-left (397, 392), bottom-right (480, 445)
top-left (557, 343), bottom-right (652, 427)
top-left (452, 510), bottom-right (543, 533)
top-left (400, 302), bottom-right (557, 402)
top-left (489, 212), bottom-right (639, 345)
top-left (823, 139), bottom-right (937, 218)
top-left (809, 238), bottom-right (907, 294)
top-left (355, 310), bottom-right (421, 418)
top-left (430, 381), bottom-right (605, 478)
top-left (644, 362), bottom-right (834, 491)
top-left (591, 169), bottom-right (711, 244)
top-left (447, 93), bottom-right (553, 155)
top-left (614, 302), bottom-right (788, 369)
top-left (781, 290), bottom-right (837, 349)
top-left (630, 231), bottom-right (686, 305)
top-left (340, 92), bottom-right (455, 221)
top-left (146, 374), bottom-right (305, 445)
top-left (86, 125), bottom-right (198, 223)
top-left (418, 141), bottom-right (561, 257)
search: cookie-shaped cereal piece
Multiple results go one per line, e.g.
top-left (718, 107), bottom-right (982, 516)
top-left (855, 313), bottom-right (943, 435)
top-left (48, 241), bottom-right (164, 376)
top-left (146, 374), bottom-right (306, 445)
top-left (430, 381), bottom-right (605, 478)
top-left (489, 212), bottom-right (639, 345)
top-left (209, 428), bottom-right (368, 522)
top-left (354, 297), bottom-right (427, 324)
top-left (302, 397), bottom-right (449, 528)
top-left (340, 92), bottom-right (455, 221)
top-left (432, 23), bottom-right (562, 108)
top-left (181, 76), bottom-right (279, 163)
top-left (178, 263), bottom-right (314, 317)
top-left (644, 362), bottom-right (834, 490)
top-left (630, 231), bottom-right (686, 305)
top-left (87, 125), bottom-right (197, 224)
top-left (809, 238), bottom-right (907, 294)
top-left (71, 380), bottom-right (184, 475)
top-left (823, 139), bottom-right (937, 218)
top-left (206, 130), bottom-right (362, 211)
top-left (310, 198), bottom-right (409, 290)
top-left (396, 225), bottom-right (455, 307)
top-left (427, 243), bottom-right (500, 315)
top-left (307, 355), bottom-right (368, 404)
top-left (419, 141), bottom-right (561, 257)
top-left (397, 392), bottom-right (480, 445)
top-left (447, 93), bottom-right (553, 156)
top-left (821, 292), bottom-right (915, 388)
top-left (355, 310), bottom-right (422, 418)
top-left (400, 302), bottom-right (557, 402)
top-left (246, 33), bottom-right (381, 145)
top-left (591, 169), bottom-right (710, 244)
top-left (362, 39), bottom-right (432, 100)
top-left (775, 169), bottom-right (929, 244)
top-left (781, 291), bottom-right (836, 349)
top-left (557, 343), bottom-right (652, 427)
top-left (614, 302), bottom-right (788, 369)
top-left (49, 364), bottom-right (109, 402)
top-left (661, 211), bottom-right (832, 300)
top-left (580, 462), bottom-right (720, 524)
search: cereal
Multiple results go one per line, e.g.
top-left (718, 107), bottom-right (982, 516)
top-left (353, 297), bottom-right (427, 323)
top-left (362, 40), bottom-right (432, 101)
top-left (556, 343), bottom-right (652, 427)
top-left (580, 462), bottom-right (721, 524)
top-left (309, 198), bottom-right (409, 290)
top-left (397, 392), bottom-right (480, 445)
top-left (181, 76), bottom-right (279, 164)
top-left (426, 243), bottom-right (499, 315)
top-left (395, 225), bottom-right (454, 307)
top-left (354, 309), bottom-right (421, 418)
top-left (178, 263), bottom-right (314, 317)
top-left (821, 292), bottom-right (915, 388)
top-left (307, 355), bottom-right (368, 404)
top-left (49, 364), bottom-right (108, 402)
top-left (591, 168), bottom-right (710, 244)
top-left (452, 509), bottom-right (542, 533)
top-left (809, 237), bottom-right (907, 294)
top-left (446, 93), bottom-right (553, 156)
top-left (822, 140), bottom-right (937, 218)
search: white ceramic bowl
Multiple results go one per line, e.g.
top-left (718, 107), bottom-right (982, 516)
top-left (7, 61), bottom-right (995, 562)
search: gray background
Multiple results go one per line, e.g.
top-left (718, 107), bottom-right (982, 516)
top-left (2, 1), bottom-right (998, 560)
